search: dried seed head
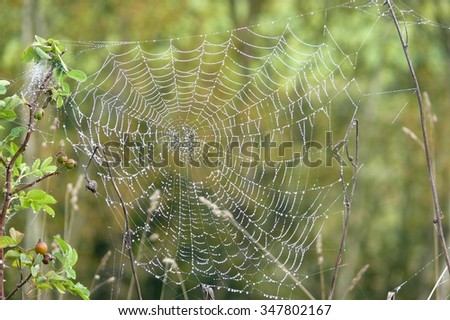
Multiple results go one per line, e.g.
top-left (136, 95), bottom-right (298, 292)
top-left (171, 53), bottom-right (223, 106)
top-left (65, 159), bottom-right (77, 169)
top-left (149, 233), bottom-right (159, 241)
top-left (56, 151), bottom-right (68, 164)
top-left (85, 179), bottom-right (98, 193)
top-left (42, 253), bottom-right (54, 265)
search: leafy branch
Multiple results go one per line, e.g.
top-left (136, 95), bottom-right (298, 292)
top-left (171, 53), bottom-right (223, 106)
top-left (0, 36), bottom-right (89, 300)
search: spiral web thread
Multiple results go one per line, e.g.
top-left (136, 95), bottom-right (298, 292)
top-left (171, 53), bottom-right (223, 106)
top-left (62, 8), bottom-right (367, 299)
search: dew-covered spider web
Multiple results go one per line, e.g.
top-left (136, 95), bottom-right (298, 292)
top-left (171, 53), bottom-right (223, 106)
top-left (57, 1), bottom-right (424, 299)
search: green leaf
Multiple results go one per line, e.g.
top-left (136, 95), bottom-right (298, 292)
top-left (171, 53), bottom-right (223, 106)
top-left (39, 156), bottom-right (57, 173)
top-left (34, 47), bottom-right (51, 60)
top-left (20, 189), bottom-right (57, 216)
top-left (71, 283), bottom-right (90, 300)
top-left (12, 252), bottom-right (33, 267)
top-left (9, 141), bottom-right (19, 154)
top-left (49, 39), bottom-right (62, 55)
top-left (56, 94), bottom-right (64, 108)
top-left (68, 249), bottom-right (78, 266)
top-left (34, 35), bottom-right (47, 45)
top-left (42, 165), bottom-right (57, 173)
top-left (9, 227), bottom-right (24, 245)
top-left (19, 252), bottom-right (33, 265)
top-left (57, 59), bottom-right (69, 73)
top-left (46, 271), bottom-right (66, 282)
top-left (32, 170), bottom-right (43, 178)
top-left (0, 109), bottom-right (16, 121)
top-left (66, 268), bottom-right (76, 279)
top-left (4, 249), bottom-right (21, 260)
top-left (39, 44), bottom-right (52, 52)
top-left (31, 157), bottom-right (56, 178)
top-left (31, 158), bottom-right (41, 172)
top-left (35, 275), bottom-right (47, 284)
top-left (54, 236), bottom-right (70, 253)
top-left (1, 127), bottom-right (26, 146)
top-left (60, 82), bottom-right (70, 95)
top-left (34, 254), bottom-right (43, 266)
top-left (21, 46), bottom-right (36, 63)
top-left (31, 265), bottom-right (40, 277)
top-left (53, 251), bottom-right (63, 263)
top-left (0, 236), bottom-right (17, 248)
top-left (41, 204), bottom-right (55, 217)
top-left (6, 95), bottom-right (22, 109)
top-left (35, 282), bottom-right (53, 291)
top-left (66, 69), bottom-right (87, 83)
top-left (26, 189), bottom-right (57, 203)
top-left (0, 80), bottom-right (10, 87)
top-left (0, 80), bottom-right (10, 95)
top-left (15, 162), bottom-right (30, 180)
top-left (41, 156), bottom-right (52, 169)
top-left (0, 95), bottom-right (22, 121)
top-left (63, 246), bottom-right (78, 266)
top-left (52, 281), bottom-right (66, 294)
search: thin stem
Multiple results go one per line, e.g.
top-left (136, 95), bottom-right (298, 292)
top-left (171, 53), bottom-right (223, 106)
top-left (328, 119), bottom-right (359, 300)
top-left (427, 266), bottom-right (447, 300)
top-left (316, 233), bottom-right (326, 300)
top-left (341, 264), bottom-right (370, 299)
top-left (89, 251), bottom-right (114, 297)
top-left (100, 148), bottom-right (143, 300)
top-left (160, 274), bottom-right (168, 300)
top-left (386, 0), bottom-right (450, 277)
top-left (5, 273), bottom-right (32, 300)
top-left (10, 170), bottom-right (60, 195)
top-left (90, 276), bottom-right (115, 295)
top-left (127, 190), bottom-right (159, 299)
top-left (423, 92), bottom-right (441, 300)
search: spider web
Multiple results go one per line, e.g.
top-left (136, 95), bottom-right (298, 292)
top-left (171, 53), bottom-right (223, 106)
top-left (62, 6), bottom-right (366, 299)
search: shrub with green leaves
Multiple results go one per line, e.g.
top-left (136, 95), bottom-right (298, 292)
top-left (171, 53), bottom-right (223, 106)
top-left (0, 36), bottom-right (89, 300)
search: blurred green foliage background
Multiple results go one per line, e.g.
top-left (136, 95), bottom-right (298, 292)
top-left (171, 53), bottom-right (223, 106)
top-left (1, 0), bottom-right (450, 300)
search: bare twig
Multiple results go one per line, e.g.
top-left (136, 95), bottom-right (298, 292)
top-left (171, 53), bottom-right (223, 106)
top-left (328, 119), bottom-right (359, 300)
top-left (423, 92), bottom-right (442, 299)
top-left (98, 147), bottom-right (143, 300)
top-left (5, 273), bottom-right (32, 300)
top-left (10, 170), bottom-right (60, 195)
top-left (385, 0), bottom-right (450, 276)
